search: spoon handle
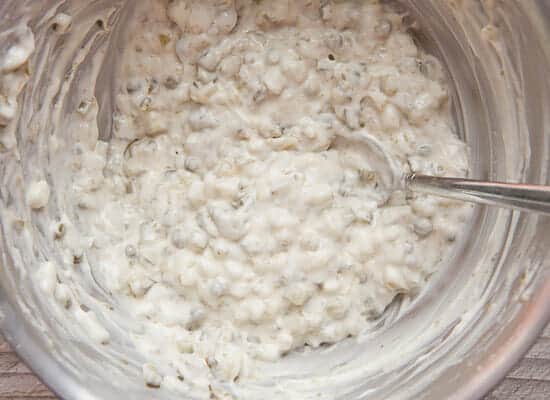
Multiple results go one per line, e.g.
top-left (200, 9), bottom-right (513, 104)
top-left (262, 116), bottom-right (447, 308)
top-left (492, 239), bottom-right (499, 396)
top-left (407, 174), bottom-right (550, 215)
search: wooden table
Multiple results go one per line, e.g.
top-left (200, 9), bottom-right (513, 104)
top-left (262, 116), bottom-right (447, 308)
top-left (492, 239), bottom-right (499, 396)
top-left (1, 324), bottom-right (549, 399)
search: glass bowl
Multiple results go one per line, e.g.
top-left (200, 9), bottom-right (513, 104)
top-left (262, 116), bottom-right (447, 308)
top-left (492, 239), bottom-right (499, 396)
top-left (0, 1), bottom-right (548, 399)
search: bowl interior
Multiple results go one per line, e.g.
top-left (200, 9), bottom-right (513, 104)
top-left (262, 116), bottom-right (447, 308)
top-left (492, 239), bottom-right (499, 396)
top-left (0, 1), bottom-right (549, 399)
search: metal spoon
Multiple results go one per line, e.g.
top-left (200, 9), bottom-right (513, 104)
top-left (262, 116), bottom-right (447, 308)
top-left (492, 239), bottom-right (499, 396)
top-left (406, 174), bottom-right (550, 215)
top-left (340, 131), bottom-right (550, 215)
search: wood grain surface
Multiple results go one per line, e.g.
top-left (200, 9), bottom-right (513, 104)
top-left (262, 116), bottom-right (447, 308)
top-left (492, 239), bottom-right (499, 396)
top-left (1, 324), bottom-right (548, 399)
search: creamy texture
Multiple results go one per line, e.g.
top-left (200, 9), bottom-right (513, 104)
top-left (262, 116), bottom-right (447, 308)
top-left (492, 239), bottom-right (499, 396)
top-left (0, 22), bottom-right (34, 149)
top-left (0, 1), bottom-right (497, 399)
top-left (43, 0), bottom-right (471, 394)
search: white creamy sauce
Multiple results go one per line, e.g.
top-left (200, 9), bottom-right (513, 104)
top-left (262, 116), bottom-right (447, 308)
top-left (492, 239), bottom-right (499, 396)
top-left (0, 23), bottom-right (34, 148)
top-left (8, 0), bottom-right (473, 397)
top-left (26, 180), bottom-right (50, 210)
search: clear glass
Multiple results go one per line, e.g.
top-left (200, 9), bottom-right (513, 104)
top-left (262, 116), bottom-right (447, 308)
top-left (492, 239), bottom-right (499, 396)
top-left (0, 1), bottom-right (548, 399)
